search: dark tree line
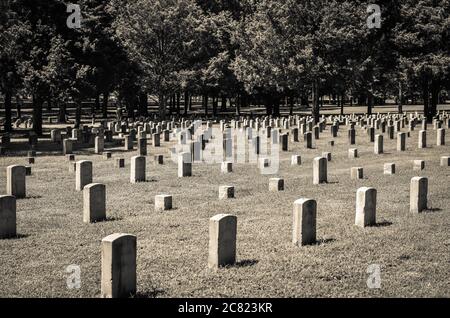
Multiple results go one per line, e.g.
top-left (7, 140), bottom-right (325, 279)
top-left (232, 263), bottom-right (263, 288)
top-left (1, 0), bottom-right (449, 135)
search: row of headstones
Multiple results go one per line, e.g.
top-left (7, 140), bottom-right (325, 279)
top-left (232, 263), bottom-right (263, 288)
top-left (0, 111), bottom-right (446, 157)
top-left (52, 125), bottom-right (447, 172)
top-left (68, 152), bottom-right (192, 188)
top-left (48, 173), bottom-right (431, 297)
top-left (1, 108), bottom-right (448, 147)
top-left (3, 155), bottom-right (449, 238)
top-left (170, 121), bottom-right (446, 162)
top-left (216, 112), bottom-right (449, 132)
top-left (62, 128), bottom-right (170, 156)
top-left (189, 129), bottom-right (445, 167)
top-left (2, 115), bottom-right (448, 199)
top-left (347, 130), bottom-right (446, 157)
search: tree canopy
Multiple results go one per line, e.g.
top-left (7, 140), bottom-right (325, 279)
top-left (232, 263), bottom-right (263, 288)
top-left (1, 0), bottom-right (449, 134)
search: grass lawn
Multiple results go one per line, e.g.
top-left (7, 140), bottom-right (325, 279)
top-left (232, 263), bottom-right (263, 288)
top-left (0, 114), bottom-right (449, 298)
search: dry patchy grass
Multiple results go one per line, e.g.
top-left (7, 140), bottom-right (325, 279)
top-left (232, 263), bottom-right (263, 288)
top-left (0, 120), bottom-right (449, 298)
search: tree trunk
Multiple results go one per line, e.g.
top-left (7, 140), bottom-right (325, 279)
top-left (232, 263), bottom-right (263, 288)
top-left (32, 95), bottom-right (43, 136)
top-left (273, 96), bottom-right (280, 117)
top-left (126, 99), bottom-right (135, 120)
top-left (289, 94), bottom-right (294, 116)
top-left (102, 91), bottom-right (109, 119)
top-left (235, 95), bottom-right (241, 116)
top-left (158, 93), bottom-right (167, 120)
top-left (58, 102), bottom-right (67, 123)
top-left (221, 96), bottom-right (227, 111)
top-left (422, 82), bottom-right (430, 122)
top-left (4, 92), bottom-right (12, 132)
top-left (138, 92), bottom-right (148, 117)
top-left (367, 90), bottom-right (374, 115)
top-left (95, 94), bottom-right (100, 110)
top-left (16, 96), bottom-right (22, 118)
top-left (212, 96), bottom-right (218, 117)
top-left (46, 96), bottom-right (52, 112)
top-left (430, 79), bottom-right (439, 121)
top-left (168, 95), bottom-right (173, 117)
top-left (75, 102), bottom-right (82, 128)
top-left (203, 94), bottom-right (208, 117)
top-left (176, 92), bottom-right (181, 116)
top-left (264, 94), bottom-right (273, 116)
top-left (398, 82), bottom-right (403, 114)
top-left (311, 80), bottom-right (320, 124)
top-left (183, 91), bottom-right (189, 116)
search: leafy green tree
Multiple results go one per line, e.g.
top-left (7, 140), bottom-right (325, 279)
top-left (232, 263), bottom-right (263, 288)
top-left (0, 3), bottom-right (30, 132)
top-left (112, 0), bottom-right (206, 119)
top-left (232, 0), bottom-right (366, 121)
top-left (393, 0), bottom-right (450, 121)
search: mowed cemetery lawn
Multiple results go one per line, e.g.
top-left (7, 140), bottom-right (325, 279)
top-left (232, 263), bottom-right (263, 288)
top-left (0, 115), bottom-right (449, 298)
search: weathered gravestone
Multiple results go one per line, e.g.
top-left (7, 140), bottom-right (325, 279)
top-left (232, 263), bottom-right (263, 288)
top-left (269, 178), bottom-right (284, 192)
top-left (63, 139), bottom-right (73, 155)
top-left (355, 187), bottom-right (377, 228)
top-left (138, 138), bottom-right (147, 156)
top-left (384, 163), bottom-right (396, 175)
top-left (130, 156), bottom-right (146, 183)
top-left (101, 233), bottom-right (137, 298)
top-left (351, 167), bottom-right (364, 180)
top-left (219, 186), bottom-right (234, 200)
top-left (322, 152), bottom-right (332, 162)
top-left (313, 157), bottom-right (327, 184)
top-left (374, 134), bottom-right (383, 154)
top-left (208, 214), bottom-right (237, 269)
top-left (155, 194), bottom-right (172, 212)
top-left (441, 156), bottom-right (450, 166)
top-left (75, 161), bottom-right (93, 191)
top-left (0, 195), bottom-right (16, 239)
top-left (413, 160), bottom-right (425, 171)
top-left (292, 198), bottom-right (316, 246)
top-left (178, 152), bottom-right (192, 177)
top-left (221, 161), bottom-right (233, 173)
top-left (410, 177), bottom-right (428, 213)
top-left (304, 132), bottom-right (312, 149)
top-left (348, 128), bottom-right (356, 145)
top-left (291, 155), bottom-right (301, 166)
top-left (95, 136), bottom-right (104, 154)
top-left (418, 130), bottom-right (427, 148)
top-left (348, 148), bottom-right (358, 159)
top-left (6, 165), bottom-right (26, 198)
top-left (83, 183), bottom-right (106, 223)
top-left (397, 132), bottom-right (406, 151)
top-left (115, 158), bottom-right (125, 168)
top-left (152, 133), bottom-right (161, 147)
top-left (154, 155), bottom-right (164, 165)
top-left (437, 128), bottom-right (445, 146)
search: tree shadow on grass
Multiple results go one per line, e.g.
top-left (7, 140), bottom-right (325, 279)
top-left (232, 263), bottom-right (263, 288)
top-left (373, 220), bottom-right (393, 227)
top-left (105, 216), bottom-right (122, 222)
top-left (233, 259), bottom-right (259, 268)
top-left (2, 234), bottom-right (29, 240)
top-left (316, 238), bottom-right (336, 245)
top-left (134, 288), bottom-right (166, 298)
top-left (424, 207), bottom-right (442, 213)
top-left (22, 195), bottom-right (42, 200)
